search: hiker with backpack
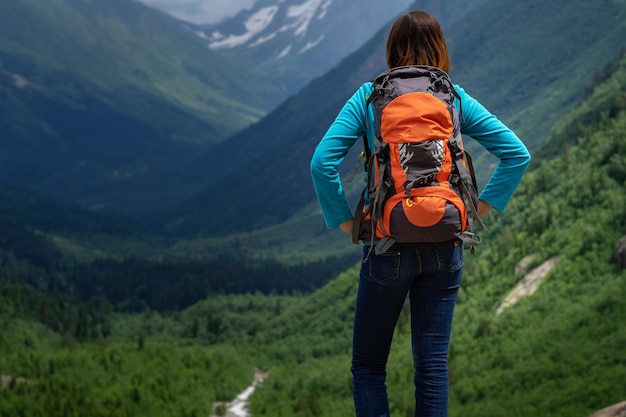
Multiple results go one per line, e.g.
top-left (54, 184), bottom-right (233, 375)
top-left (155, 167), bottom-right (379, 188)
top-left (310, 10), bottom-right (530, 417)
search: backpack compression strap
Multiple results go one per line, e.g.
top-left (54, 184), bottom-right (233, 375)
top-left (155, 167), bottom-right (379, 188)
top-left (448, 134), bottom-right (484, 249)
top-left (351, 145), bottom-right (395, 253)
top-left (351, 188), bottom-right (366, 245)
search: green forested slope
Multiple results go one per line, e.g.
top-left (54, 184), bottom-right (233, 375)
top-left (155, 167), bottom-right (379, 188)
top-left (450, 0), bottom-right (626, 150)
top-left (444, 53), bottom-right (626, 416)
top-left (0, 285), bottom-right (278, 416)
top-left (1, 10), bottom-right (626, 417)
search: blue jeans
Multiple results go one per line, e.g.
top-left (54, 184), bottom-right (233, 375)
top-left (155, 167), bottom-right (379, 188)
top-left (351, 240), bottom-right (463, 417)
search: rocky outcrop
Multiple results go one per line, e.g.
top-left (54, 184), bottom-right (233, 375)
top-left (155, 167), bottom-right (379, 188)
top-left (496, 256), bottom-right (560, 315)
top-left (1, 375), bottom-right (32, 388)
top-left (588, 401), bottom-right (626, 417)
top-left (614, 235), bottom-right (626, 269)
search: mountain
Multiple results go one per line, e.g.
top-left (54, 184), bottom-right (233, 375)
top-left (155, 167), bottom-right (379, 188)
top-left (158, 0), bottom-right (626, 246)
top-left (198, 0), bottom-right (494, 95)
top-left (448, 0), bottom-right (626, 150)
top-left (3, 0), bottom-right (625, 270)
top-left (197, 0), bottom-right (415, 94)
top-left (0, 0), bottom-right (287, 211)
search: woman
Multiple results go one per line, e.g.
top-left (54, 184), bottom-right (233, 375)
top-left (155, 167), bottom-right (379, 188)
top-left (310, 10), bottom-right (530, 417)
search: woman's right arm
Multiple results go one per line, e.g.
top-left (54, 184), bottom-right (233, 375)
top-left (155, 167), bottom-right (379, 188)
top-left (456, 86), bottom-right (531, 213)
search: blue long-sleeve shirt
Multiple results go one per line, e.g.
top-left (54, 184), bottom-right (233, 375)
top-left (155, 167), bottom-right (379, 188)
top-left (310, 82), bottom-right (531, 230)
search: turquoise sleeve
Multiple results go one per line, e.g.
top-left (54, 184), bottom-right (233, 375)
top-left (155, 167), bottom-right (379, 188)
top-left (310, 83), bottom-right (371, 229)
top-left (456, 86), bottom-right (531, 212)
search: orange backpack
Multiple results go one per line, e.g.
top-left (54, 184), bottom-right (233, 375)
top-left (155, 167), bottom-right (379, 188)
top-left (352, 65), bottom-right (483, 254)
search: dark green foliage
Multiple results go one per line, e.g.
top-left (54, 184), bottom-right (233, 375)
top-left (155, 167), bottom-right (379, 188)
top-left (0, 281), bottom-right (113, 343)
top-left (0, 183), bottom-right (149, 236)
top-left (0, 238), bottom-right (357, 311)
top-left (0, 342), bottom-right (252, 417)
top-left (0, 205), bottom-right (60, 270)
top-left (0, 289), bottom-right (286, 416)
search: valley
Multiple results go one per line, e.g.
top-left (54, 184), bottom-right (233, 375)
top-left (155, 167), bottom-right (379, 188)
top-left (1, 0), bottom-right (625, 416)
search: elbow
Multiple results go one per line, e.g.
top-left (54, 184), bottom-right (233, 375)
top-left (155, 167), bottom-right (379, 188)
top-left (512, 143), bottom-right (531, 170)
top-left (311, 145), bottom-right (337, 178)
top-left (523, 147), bottom-right (531, 168)
top-left (310, 152), bottom-right (323, 179)
top-left (521, 147), bottom-right (531, 168)
top-left (310, 151), bottom-right (331, 184)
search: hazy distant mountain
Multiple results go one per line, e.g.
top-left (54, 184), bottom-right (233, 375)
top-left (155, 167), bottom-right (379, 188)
top-left (0, 0), bottom-right (286, 211)
top-left (196, 0), bottom-right (413, 93)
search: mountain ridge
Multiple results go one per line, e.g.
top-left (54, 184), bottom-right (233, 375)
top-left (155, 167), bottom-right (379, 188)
top-left (0, 0), bottom-right (287, 211)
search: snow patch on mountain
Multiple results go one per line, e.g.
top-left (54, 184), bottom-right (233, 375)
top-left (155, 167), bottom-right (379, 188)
top-left (287, 0), bottom-right (323, 36)
top-left (277, 44), bottom-right (292, 59)
top-left (194, 0), bottom-right (414, 93)
top-left (299, 34), bottom-right (324, 53)
top-left (250, 32), bottom-right (278, 47)
top-left (210, 6), bottom-right (279, 49)
top-left (206, 0), bottom-right (331, 52)
top-left (317, 0), bottom-right (331, 19)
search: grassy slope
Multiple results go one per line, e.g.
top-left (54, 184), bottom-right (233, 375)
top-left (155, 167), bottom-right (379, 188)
top-left (444, 55), bottom-right (626, 415)
top-left (449, 0), bottom-right (626, 149)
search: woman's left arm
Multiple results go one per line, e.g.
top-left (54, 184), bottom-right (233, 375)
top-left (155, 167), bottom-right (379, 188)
top-left (310, 84), bottom-right (370, 229)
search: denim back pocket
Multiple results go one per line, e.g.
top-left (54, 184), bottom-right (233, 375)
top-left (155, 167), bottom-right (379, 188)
top-left (434, 240), bottom-right (464, 273)
top-left (364, 247), bottom-right (401, 285)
